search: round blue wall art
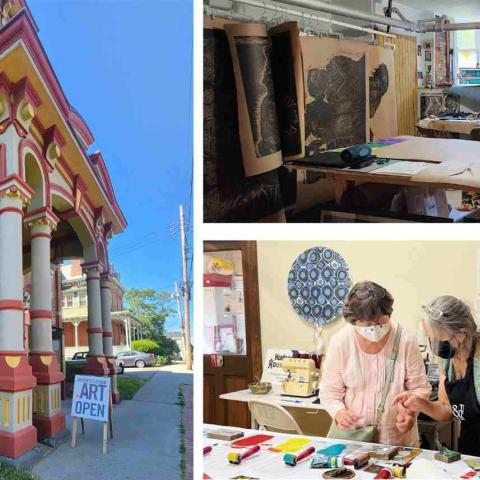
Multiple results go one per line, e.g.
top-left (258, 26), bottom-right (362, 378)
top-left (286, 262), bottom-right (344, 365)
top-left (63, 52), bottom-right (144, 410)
top-left (288, 247), bottom-right (352, 325)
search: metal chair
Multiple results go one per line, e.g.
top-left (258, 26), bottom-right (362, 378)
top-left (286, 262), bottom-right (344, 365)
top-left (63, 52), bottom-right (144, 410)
top-left (248, 400), bottom-right (303, 435)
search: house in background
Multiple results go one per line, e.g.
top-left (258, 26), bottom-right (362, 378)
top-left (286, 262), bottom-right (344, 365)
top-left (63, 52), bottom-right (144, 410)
top-left (61, 260), bottom-right (143, 359)
top-left (166, 331), bottom-right (185, 360)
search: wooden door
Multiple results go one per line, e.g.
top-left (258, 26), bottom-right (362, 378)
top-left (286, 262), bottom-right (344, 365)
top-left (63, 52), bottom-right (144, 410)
top-left (203, 241), bottom-right (262, 428)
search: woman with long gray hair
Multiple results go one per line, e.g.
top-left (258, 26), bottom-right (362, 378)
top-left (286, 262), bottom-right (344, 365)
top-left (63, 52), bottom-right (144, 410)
top-left (394, 295), bottom-right (480, 455)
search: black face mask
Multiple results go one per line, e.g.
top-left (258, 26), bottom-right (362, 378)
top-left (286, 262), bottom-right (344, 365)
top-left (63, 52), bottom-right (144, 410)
top-left (429, 337), bottom-right (457, 359)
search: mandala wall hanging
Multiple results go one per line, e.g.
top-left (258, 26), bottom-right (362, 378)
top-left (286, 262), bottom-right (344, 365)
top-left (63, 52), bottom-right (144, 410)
top-left (288, 246), bottom-right (352, 325)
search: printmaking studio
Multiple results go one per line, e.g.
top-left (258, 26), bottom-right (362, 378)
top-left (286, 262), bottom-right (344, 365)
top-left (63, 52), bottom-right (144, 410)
top-left (203, 241), bottom-right (480, 478)
top-left (204, 0), bottom-right (480, 223)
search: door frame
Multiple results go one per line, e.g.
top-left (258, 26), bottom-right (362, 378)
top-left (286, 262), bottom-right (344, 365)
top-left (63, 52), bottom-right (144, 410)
top-left (203, 240), bottom-right (263, 426)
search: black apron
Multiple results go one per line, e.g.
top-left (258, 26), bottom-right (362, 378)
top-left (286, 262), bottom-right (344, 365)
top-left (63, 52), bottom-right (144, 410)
top-left (444, 349), bottom-right (480, 456)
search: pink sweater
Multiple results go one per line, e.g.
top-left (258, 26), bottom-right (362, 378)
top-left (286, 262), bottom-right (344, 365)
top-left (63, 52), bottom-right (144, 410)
top-left (319, 322), bottom-right (431, 447)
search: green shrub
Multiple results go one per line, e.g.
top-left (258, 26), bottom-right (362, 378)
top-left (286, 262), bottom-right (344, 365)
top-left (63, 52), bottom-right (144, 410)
top-left (154, 356), bottom-right (170, 366)
top-left (132, 339), bottom-right (159, 354)
top-left (65, 362), bottom-right (84, 383)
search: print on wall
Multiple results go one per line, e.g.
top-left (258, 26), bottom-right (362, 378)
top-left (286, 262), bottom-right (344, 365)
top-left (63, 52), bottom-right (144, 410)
top-left (288, 246), bottom-right (352, 325)
top-left (203, 25), bottom-right (286, 223)
top-left (225, 23), bottom-right (283, 177)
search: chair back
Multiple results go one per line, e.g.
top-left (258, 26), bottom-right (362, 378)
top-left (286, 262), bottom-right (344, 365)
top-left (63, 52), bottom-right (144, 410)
top-left (248, 399), bottom-right (303, 434)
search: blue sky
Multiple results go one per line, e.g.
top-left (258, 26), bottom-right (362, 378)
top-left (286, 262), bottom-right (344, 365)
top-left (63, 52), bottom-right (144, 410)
top-left (29, 0), bottom-right (193, 331)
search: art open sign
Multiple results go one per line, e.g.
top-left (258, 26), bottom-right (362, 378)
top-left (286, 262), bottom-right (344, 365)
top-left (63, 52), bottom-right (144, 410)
top-left (71, 375), bottom-right (110, 422)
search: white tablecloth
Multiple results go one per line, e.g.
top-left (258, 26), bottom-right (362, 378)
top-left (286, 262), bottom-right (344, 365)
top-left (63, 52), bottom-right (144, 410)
top-left (203, 424), bottom-right (479, 479)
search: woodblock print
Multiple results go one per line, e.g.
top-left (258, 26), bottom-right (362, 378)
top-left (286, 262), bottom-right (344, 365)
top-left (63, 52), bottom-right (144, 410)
top-left (301, 37), bottom-right (368, 156)
top-left (225, 23), bottom-right (283, 177)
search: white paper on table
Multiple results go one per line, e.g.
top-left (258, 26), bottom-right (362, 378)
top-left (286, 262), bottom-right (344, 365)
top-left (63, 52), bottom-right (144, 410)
top-left (371, 161), bottom-right (430, 176)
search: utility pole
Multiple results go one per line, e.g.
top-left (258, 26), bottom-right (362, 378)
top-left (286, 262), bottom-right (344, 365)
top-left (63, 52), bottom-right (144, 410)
top-left (179, 205), bottom-right (193, 370)
top-left (172, 281), bottom-right (186, 360)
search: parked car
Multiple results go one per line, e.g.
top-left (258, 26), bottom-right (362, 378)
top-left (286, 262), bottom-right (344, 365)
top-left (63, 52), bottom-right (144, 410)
top-left (70, 351), bottom-right (124, 374)
top-left (116, 350), bottom-right (155, 369)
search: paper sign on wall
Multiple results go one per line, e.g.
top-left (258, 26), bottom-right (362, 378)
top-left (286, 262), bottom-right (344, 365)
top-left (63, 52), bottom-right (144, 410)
top-left (71, 375), bottom-right (110, 422)
top-left (261, 349), bottom-right (293, 385)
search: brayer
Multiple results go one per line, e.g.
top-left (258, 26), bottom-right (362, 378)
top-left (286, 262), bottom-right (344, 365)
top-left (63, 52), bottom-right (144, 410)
top-left (203, 446), bottom-right (213, 456)
top-left (227, 445), bottom-right (260, 465)
top-left (284, 446), bottom-right (316, 466)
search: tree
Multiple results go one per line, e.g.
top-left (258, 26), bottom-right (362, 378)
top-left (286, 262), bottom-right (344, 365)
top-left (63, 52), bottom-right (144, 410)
top-left (124, 288), bottom-right (175, 343)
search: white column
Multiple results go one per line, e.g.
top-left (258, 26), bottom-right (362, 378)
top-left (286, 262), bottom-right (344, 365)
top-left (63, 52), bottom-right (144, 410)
top-left (100, 275), bottom-right (113, 357)
top-left (0, 178), bottom-right (37, 458)
top-left (85, 266), bottom-right (103, 355)
top-left (72, 320), bottom-right (80, 348)
top-left (28, 219), bottom-right (55, 353)
top-left (25, 210), bottom-right (65, 441)
top-left (0, 194), bottom-right (26, 351)
top-left (83, 264), bottom-right (109, 376)
top-left (125, 319), bottom-right (131, 349)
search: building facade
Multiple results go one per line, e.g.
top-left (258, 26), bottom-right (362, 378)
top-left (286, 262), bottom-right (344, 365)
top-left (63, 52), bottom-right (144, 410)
top-left (61, 260), bottom-right (143, 359)
top-left (0, 0), bottom-right (126, 460)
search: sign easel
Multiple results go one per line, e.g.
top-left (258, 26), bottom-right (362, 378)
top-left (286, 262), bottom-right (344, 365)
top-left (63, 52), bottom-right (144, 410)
top-left (70, 375), bottom-right (114, 454)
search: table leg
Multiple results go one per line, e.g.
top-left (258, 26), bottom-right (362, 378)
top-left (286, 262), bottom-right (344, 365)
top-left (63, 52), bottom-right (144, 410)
top-left (329, 178), bottom-right (347, 204)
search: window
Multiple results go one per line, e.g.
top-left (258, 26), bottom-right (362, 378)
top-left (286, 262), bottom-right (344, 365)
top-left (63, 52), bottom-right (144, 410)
top-left (63, 293), bottom-right (73, 308)
top-left (203, 250), bottom-right (247, 356)
top-left (79, 291), bottom-right (87, 307)
top-left (457, 30), bottom-right (479, 75)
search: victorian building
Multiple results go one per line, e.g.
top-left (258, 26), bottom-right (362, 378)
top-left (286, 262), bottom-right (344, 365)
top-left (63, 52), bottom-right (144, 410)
top-left (61, 260), bottom-right (143, 359)
top-left (0, 0), bottom-right (127, 461)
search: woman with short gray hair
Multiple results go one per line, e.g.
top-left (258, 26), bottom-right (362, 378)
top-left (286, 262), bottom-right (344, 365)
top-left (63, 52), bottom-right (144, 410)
top-left (320, 281), bottom-right (431, 447)
top-left (394, 295), bottom-right (480, 455)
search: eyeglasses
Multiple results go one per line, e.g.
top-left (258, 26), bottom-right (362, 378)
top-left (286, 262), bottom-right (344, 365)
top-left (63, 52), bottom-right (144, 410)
top-left (352, 286), bottom-right (386, 300)
top-left (422, 304), bottom-right (445, 321)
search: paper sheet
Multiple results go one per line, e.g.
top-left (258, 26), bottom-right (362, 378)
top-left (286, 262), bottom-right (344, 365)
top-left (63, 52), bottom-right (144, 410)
top-left (371, 161), bottom-right (430, 176)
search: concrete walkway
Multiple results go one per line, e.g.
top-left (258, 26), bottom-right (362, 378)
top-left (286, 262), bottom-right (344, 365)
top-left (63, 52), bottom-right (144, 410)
top-left (32, 366), bottom-right (193, 480)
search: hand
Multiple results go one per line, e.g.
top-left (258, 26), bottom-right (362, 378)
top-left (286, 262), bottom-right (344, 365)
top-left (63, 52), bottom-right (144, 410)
top-left (335, 409), bottom-right (363, 430)
top-left (395, 405), bottom-right (415, 433)
top-left (393, 392), bottom-right (428, 414)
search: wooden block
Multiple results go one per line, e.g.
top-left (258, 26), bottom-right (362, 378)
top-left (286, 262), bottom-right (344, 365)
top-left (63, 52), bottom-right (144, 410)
top-left (434, 448), bottom-right (461, 463)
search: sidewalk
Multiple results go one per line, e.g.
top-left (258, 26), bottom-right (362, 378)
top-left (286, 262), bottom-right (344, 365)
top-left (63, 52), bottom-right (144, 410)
top-left (32, 366), bottom-right (193, 480)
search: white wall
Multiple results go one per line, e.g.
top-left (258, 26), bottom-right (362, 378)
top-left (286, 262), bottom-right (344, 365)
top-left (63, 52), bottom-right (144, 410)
top-left (257, 241), bottom-right (479, 359)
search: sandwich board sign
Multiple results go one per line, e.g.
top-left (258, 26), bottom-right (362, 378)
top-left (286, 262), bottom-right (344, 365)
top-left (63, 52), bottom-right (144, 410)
top-left (72, 375), bottom-right (110, 421)
top-left (71, 375), bottom-right (112, 453)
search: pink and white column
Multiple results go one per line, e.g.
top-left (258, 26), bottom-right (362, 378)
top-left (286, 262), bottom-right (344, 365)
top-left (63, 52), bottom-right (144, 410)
top-left (101, 274), bottom-right (120, 404)
top-left (0, 176), bottom-right (37, 459)
top-left (83, 263), bottom-right (110, 376)
top-left (24, 208), bottom-right (65, 444)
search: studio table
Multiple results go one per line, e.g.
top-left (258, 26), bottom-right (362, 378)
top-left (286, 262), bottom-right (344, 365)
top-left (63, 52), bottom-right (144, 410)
top-left (203, 424), bottom-right (480, 479)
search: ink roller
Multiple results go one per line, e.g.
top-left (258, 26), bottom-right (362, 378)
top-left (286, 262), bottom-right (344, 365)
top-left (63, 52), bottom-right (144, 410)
top-left (284, 446), bottom-right (315, 466)
top-left (227, 445), bottom-right (260, 465)
top-left (343, 451), bottom-right (370, 469)
top-left (203, 446), bottom-right (212, 456)
top-left (341, 144), bottom-right (372, 167)
top-left (374, 468), bottom-right (393, 479)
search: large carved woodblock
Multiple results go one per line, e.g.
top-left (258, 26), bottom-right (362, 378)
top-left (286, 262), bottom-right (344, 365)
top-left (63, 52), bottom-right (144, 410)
top-left (269, 21), bottom-right (305, 160)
